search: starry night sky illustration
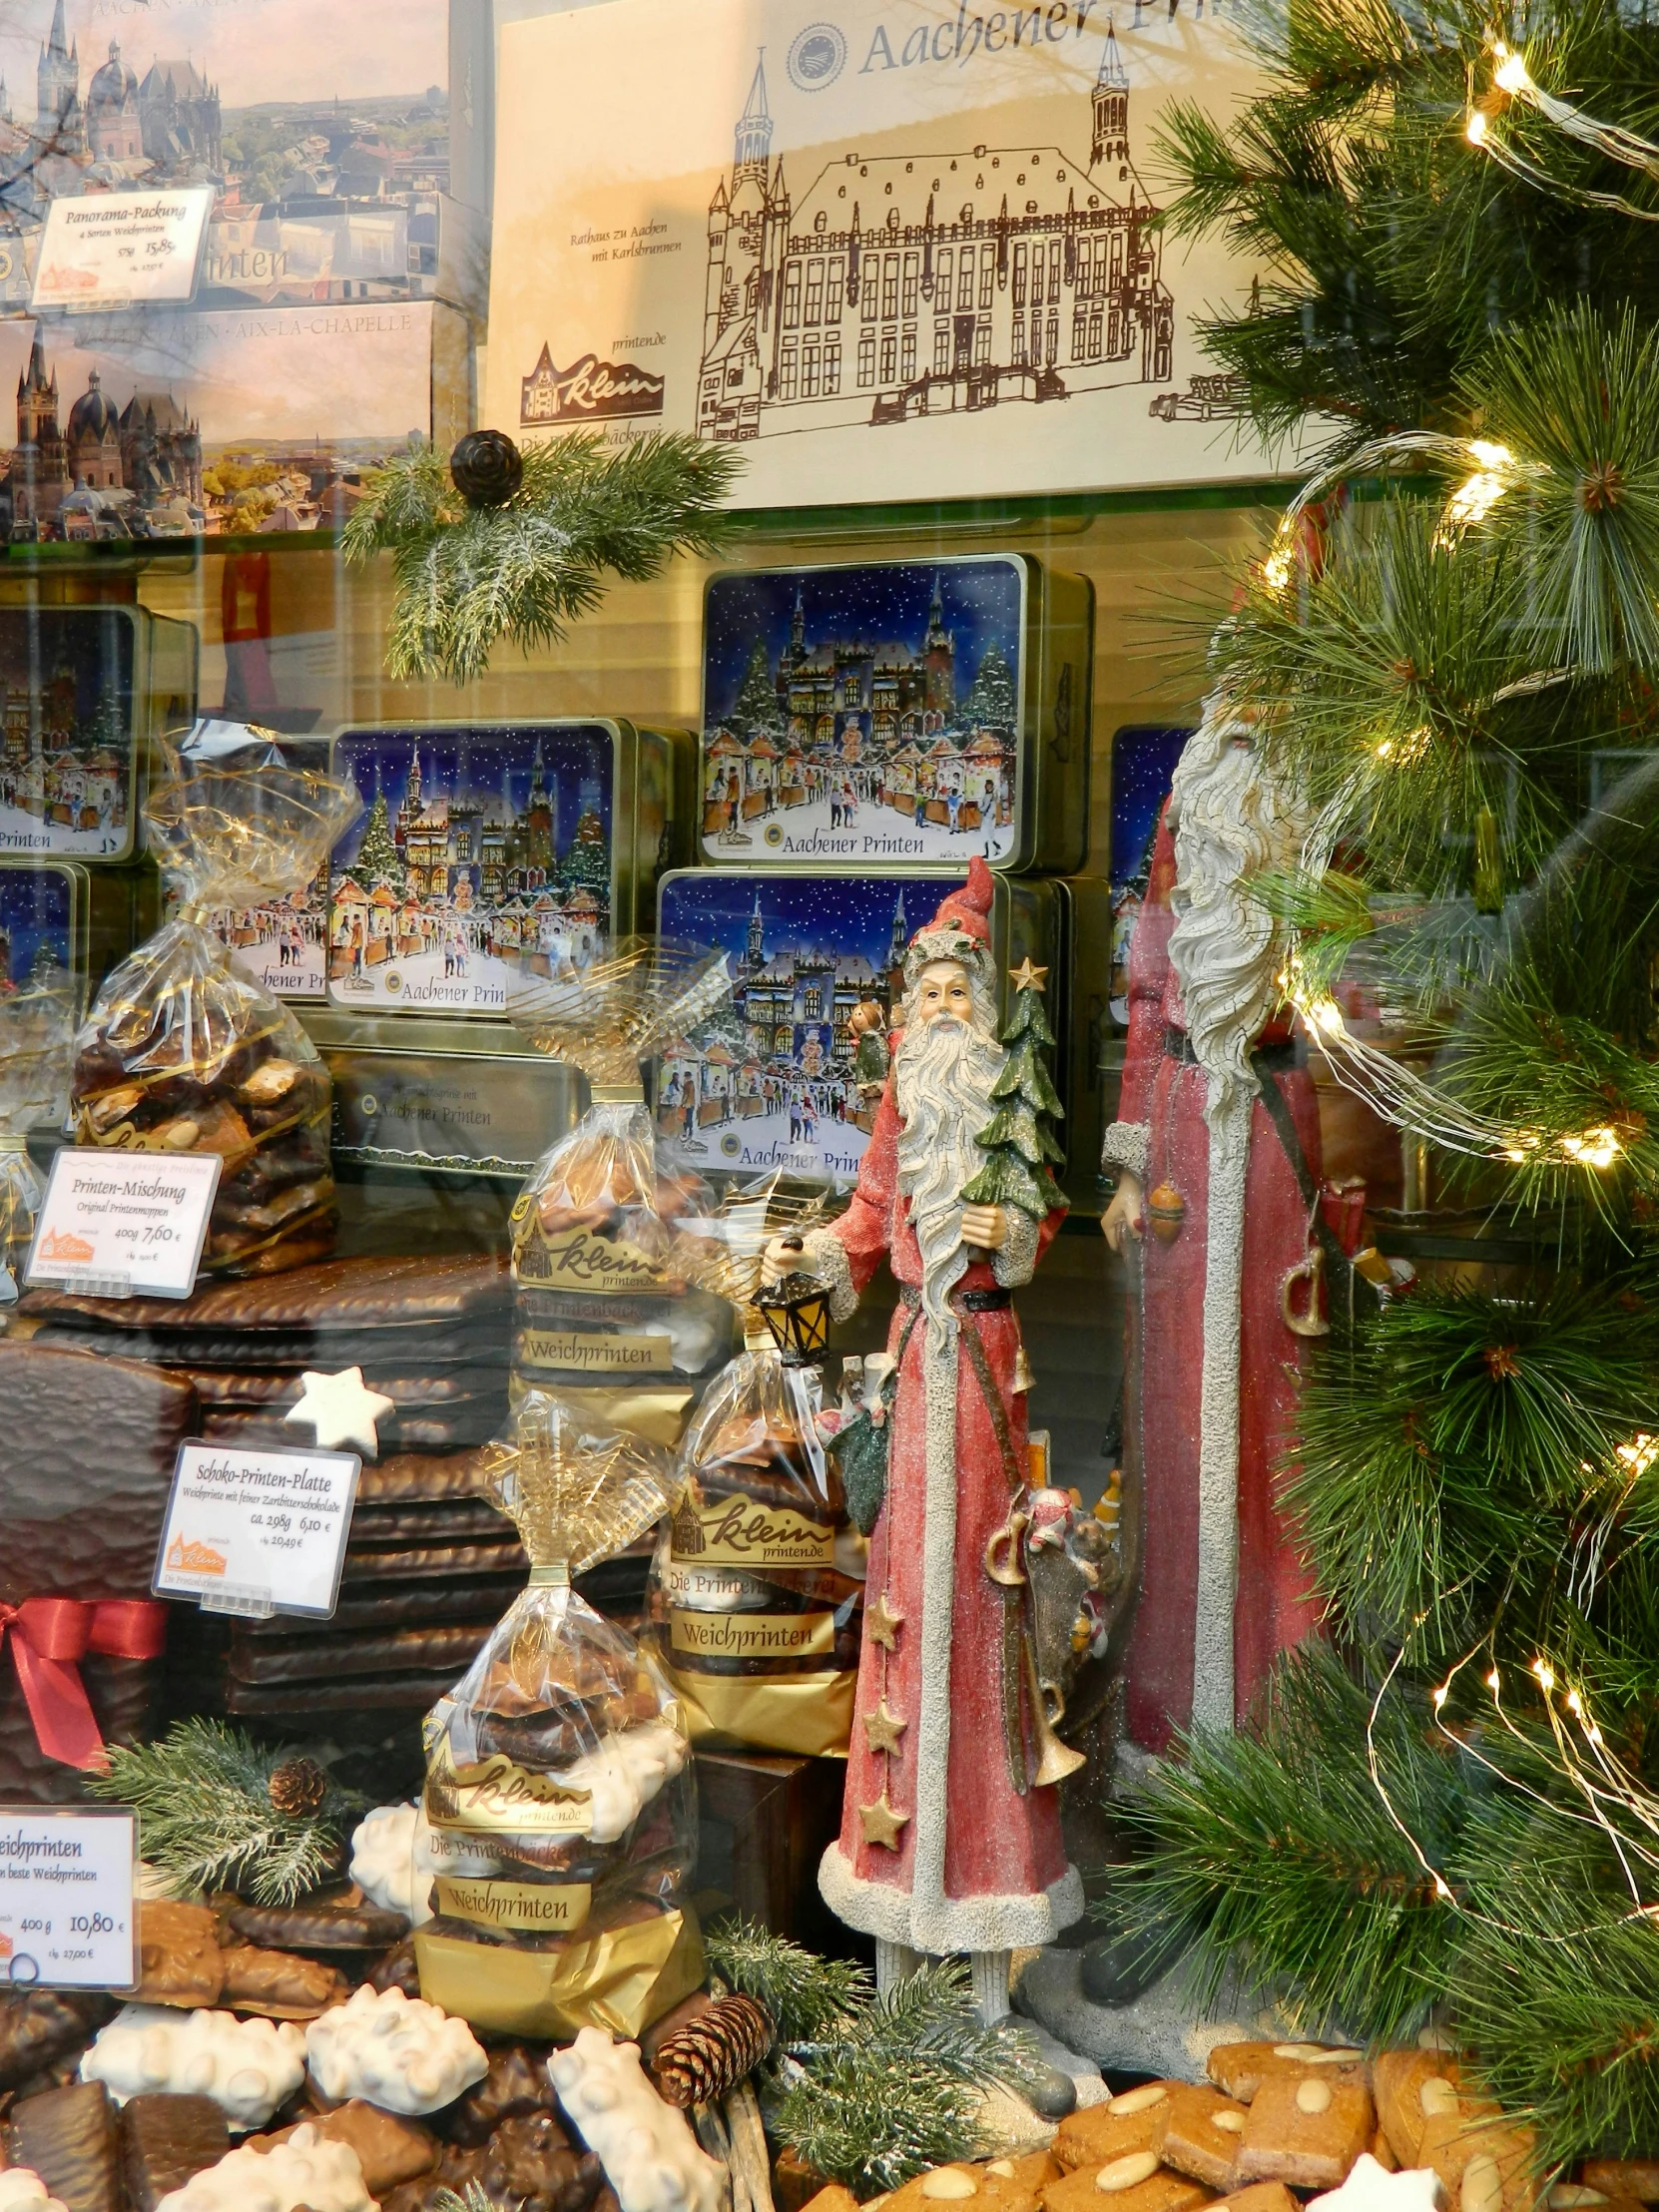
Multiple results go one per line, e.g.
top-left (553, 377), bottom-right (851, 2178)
top-left (1109, 724), bottom-right (1193, 888)
top-left (703, 560), bottom-right (1025, 731)
top-left (330, 725), bottom-right (615, 870)
top-left (0, 868), bottom-right (72, 983)
top-left (660, 869), bottom-right (968, 971)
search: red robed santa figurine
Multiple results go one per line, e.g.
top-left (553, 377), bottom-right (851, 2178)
top-left (764, 859), bottom-right (1078, 2026)
top-left (1101, 698), bottom-right (1325, 1751)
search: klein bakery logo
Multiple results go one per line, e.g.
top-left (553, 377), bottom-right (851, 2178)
top-left (37, 1228), bottom-right (96, 1264)
top-left (521, 343), bottom-right (666, 426)
top-left (789, 22), bottom-right (847, 88)
top-left (166, 1535), bottom-right (229, 1577)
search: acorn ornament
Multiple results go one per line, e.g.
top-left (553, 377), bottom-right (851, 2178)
top-left (1147, 1182), bottom-right (1187, 1245)
top-left (450, 428), bottom-right (525, 508)
top-left (650, 1992), bottom-right (774, 2106)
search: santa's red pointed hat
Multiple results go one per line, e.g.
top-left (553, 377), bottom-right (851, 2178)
top-left (903, 855), bottom-right (995, 983)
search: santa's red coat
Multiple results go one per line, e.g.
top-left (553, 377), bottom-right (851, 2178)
top-left (810, 1078), bottom-right (1081, 1955)
top-left (1112, 811), bottom-right (1323, 1750)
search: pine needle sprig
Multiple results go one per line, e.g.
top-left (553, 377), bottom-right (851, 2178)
top-left (341, 432), bottom-right (742, 684)
top-left (704, 1917), bottom-right (871, 2044)
top-left (87, 1719), bottom-right (357, 1906)
top-left (1117, 1644), bottom-right (1472, 2044)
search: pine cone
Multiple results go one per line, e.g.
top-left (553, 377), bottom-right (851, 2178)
top-left (651, 1992), bottom-right (774, 2107)
top-left (267, 1756), bottom-right (327, 1819)
top-left (450, 428), bottom-right (525, 508)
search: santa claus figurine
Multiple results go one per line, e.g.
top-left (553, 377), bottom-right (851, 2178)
top-left (764, 859), bottom-right (1078, 2026)
top-left (1100, 697), bottom-right (1325, 1751)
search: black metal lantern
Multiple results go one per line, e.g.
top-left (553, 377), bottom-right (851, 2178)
top-left (755, 1239), bottom-right (831, 1368)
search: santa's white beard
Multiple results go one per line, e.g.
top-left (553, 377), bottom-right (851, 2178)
top-left (1167, 712), bottom-right (1307, 1122)
top-left (895, 1013), bottom-right (1005, 1336)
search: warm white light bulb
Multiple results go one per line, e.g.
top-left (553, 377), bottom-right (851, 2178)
top-left (1466, 108), bottom-right (1490, 146)
top-left (1493, 49), bottom-right (1533, 95)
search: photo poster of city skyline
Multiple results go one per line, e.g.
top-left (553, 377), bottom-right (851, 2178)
top-left (326, 723), bottom-right (618, 1020)
top-left (0, 0), bottom-right (450, 541)
top-left (487, 0), bottom-right (1296, 508)
top-left (0, 866), bottom-right (73, 995)
top-left (0, 605), bottom-right (136, 859)
top-left (656, 864), bottom-right (963, 1185)
top-left (701, 554), bottom-right (1026, 865)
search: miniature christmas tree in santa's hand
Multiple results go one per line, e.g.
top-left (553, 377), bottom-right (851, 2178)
top-left (960, 957), bottom-right (1066, 1220)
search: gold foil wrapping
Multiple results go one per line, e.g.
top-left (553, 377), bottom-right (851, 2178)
top-left (414, 1906), bottom-right (704, 2039)
top-left (673, 1667), bottom-right (854, 1759)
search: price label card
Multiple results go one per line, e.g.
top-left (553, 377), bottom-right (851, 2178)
top-left (0, 1808), bottom-right (137, 1990)
top-left (32, 186), bottom-right (213, 309)
top-left (155, 1441), bottom-right (360, 1619)
top-left (26, 1148), bottom-right (221, 1301)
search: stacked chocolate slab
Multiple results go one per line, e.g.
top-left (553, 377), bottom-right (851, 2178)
top-left (20, 1255), bottom-right (523, 1724)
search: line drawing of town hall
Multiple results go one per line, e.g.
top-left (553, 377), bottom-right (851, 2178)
top-left (697, 19), bottom-right (1174, 443)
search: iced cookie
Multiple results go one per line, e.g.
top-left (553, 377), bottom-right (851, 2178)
top-left (1207, 2046), bottom-right (1368, 2106)
top-left (1155, 2086), bottom-right (1249, 2190)
top-left (1234, 2073), bottom-right (1375, 2190)
top-left (1054, 2087), bottom-right (1179, 2173)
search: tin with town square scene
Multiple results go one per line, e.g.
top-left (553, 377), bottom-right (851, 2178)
top-left (655, 865), bottom-right (1062, 1188)
top-left (698, 554), bottom-right (1091, 873)
top-left (0, 604), bottom-right (197, 867)
top-left (322, 719), bottom-right (693, 1022)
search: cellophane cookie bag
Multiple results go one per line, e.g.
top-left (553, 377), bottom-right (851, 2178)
top-left (416, 1387), bottom-right (703, 2041)
top-left (69, 723), bottom-right (359, 1279)
top-left (0, 960), bottom-right (72, 1297)
top-left (647, 1345), bottom-right (863, 1757)
top-left (506, 938), bottom-right (737, 1447)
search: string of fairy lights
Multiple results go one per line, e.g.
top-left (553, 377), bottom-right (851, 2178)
top-left (1241, 25), bottom-right (1659, 1942)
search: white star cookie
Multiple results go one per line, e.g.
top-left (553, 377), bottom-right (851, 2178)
top-left (1310, 2155), bottom-right (1444, 2212)
top-left (282, 1368), bottom-right (395, 1456)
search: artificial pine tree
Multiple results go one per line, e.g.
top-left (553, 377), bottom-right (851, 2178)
top-left (960, 959), bottom-right (1065, 1222)
top-left (1117, 0), bottom-right (1659, 2172)
top-left (962, 644), bottom-right (1017, 731)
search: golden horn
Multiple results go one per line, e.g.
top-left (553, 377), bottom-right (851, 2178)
top-left (1026, 1642), bottom-right (1086, 1787)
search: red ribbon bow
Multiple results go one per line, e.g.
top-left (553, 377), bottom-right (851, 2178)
top-left (0, 1598), bottom-right (169, 1771)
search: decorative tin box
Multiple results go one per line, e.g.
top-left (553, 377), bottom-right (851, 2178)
top-left (699, 555), bottom-right (1092, 873)
top-left (326, 720), bottom-right (690, 1020)
top-left (655, 865), bottom-right (1063, 1188)
top-left (0, 604), bottom-right (197, 865)
top-left (0, 857), bottom-right (145, 1020)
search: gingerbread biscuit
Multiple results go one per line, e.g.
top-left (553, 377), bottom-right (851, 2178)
top-left (1054, 2086), bottom-right (1180, 2173)
top-left (1156, 2086), bottom-right (1249, 2191)
top-left (1373, 2052), bottom-right (1464, 2168)
top-left (1584, 2167), bottom-right (1659, 2205)
top-left (986, 2158), bottom-right (1063, 2192)
top-left (1233, 2073), bottom-right (1375, 2190)
top-left (134, 1901), bottom-right (225, 2008)
top-left (1371, 2132), bottom-right (1398, 2174)
top-left (1419, 2107), bottom-right (1535, 2212)
top-left (801, 2191), bottom-right (861, 2212)
top-left (881, 2164), bottom-right (1038, 2212)
top-left (1207, 2044), bottom-right (1368, 2105)
top-left (1040, 2157), bottom-right (1211, 2212)
top-left (1212, 2189), bottom-right (1299, 2212)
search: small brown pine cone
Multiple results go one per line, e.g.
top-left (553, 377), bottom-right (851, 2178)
top-left (651, 1991), bottom-right (774, 2108)
top-left (267, 1755), bottom-right (327, 1819)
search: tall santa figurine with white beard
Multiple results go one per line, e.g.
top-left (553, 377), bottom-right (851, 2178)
top-left (764, 860), bottom-right (1078, 2025)
top-left (1101, 698), bottom-right (1326, 1752)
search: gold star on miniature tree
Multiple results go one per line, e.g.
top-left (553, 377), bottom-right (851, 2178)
top-left (865, 1593), bottom-right (903, 1650)
top-left (858, 1791), bottom-right (910, 1851)
top-left (1008, 957), bottom-right (1049, 994)
top-left (862, 1701), bottom-right (907, 1756)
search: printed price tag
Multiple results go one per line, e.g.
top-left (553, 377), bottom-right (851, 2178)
top-left (32, 186), bottom-right (213, 309)
top-left (26, 1148), bottom-right (220, 1301)
top-left (0, 1808), bottom-right (137, 1990)
top-left (155, 1441), bottom-right (360, 1619)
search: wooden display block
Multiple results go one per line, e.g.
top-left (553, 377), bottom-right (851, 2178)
top-left (694, 1748), bottom-right (848, 1950)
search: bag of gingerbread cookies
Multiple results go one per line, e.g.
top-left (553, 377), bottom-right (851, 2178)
top-left (646, 1345), bottom-right (862, 1758)
top-left (506, 938), bottom-right (737, 1446)
top-left (69, 723), bottom-right (359, 1280)
top-left (416, 1386), bottom-right (703, 2041)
